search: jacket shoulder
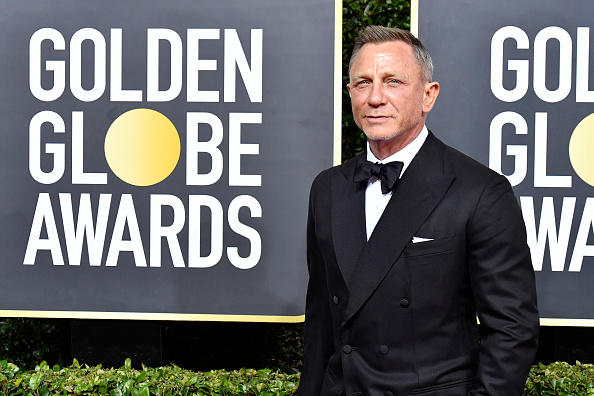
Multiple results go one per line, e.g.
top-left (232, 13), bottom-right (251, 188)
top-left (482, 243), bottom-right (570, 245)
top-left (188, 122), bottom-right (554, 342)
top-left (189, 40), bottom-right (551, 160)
top-left (434, 136), bottom-right (506, 185)
top-left (310, 153), bottom-right (361, 190)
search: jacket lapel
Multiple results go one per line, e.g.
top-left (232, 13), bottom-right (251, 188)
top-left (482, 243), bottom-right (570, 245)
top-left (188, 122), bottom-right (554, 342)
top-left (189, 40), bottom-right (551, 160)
top-left (331, 154), bottom-right (367, 284)
top-left (343, 133), bottom-right (455, 326)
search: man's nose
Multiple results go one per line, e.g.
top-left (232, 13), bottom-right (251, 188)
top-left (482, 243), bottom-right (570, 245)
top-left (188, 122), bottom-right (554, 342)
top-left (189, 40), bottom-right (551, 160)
top-left (368, 82), bottom-right (387, 106)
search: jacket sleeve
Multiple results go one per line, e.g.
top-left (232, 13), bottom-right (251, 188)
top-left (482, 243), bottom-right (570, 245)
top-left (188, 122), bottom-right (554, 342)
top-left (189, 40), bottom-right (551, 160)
top-left (467, 174), bottom-right (540, 396)
top-left (298, 175), bottom-right (335, 395)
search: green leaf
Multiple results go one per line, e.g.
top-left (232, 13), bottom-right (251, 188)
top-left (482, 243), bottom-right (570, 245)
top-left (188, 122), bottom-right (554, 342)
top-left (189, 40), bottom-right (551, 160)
top-left (136, 371), bottom-right (147, 382)
top-left (29, 371), bottom-right (42, 390)
top-left (131, 384), bottom-right (150, 396)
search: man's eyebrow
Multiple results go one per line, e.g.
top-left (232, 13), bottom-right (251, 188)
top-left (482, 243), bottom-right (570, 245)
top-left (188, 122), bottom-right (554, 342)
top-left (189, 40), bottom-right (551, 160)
top-left (383, 70), bottom-right (408, 80)
top-left (349, 76), bottom-right (370, 85)
top-left (350, 72), bottom-right (369, 80)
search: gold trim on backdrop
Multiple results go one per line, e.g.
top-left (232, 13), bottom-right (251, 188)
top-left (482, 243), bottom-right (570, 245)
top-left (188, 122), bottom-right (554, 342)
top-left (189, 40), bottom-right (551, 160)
top-left (410, 0), bottom-right (419, 37)
top-left (5, 309), bottom-right (589, 327)
top-left (0, 310), bottom-right (305, 323)
top-left (540, 318), bottom-right (594, 327)
top-left (334, 0), bottom-right (343, 165)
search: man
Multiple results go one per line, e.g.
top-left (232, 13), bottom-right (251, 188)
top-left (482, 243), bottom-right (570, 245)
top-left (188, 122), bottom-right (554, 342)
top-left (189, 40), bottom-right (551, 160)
top-left (299, 26), bottom-right (539, 396)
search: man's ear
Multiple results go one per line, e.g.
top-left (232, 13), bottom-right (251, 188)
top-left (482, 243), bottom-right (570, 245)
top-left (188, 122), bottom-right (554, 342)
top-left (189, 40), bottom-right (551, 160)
top-left (423, 81), bottom-right (440, 112)
top-left (347, 83), bottom-right (352, 97)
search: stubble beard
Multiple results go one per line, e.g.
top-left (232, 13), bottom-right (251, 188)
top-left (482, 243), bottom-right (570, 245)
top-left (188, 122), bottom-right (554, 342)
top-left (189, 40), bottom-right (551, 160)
top-left (362, 113), bottom-right (423, 145)
top-left (364, 129), bottom-right (402, 142)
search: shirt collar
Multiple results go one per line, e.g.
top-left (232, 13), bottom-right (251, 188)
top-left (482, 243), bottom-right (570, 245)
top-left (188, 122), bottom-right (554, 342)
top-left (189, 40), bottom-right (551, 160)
top-left (366, 125), bottom-right (429, 176)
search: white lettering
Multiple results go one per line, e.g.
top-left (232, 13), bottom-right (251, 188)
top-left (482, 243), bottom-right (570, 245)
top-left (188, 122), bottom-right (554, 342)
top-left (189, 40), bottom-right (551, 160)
top-left (150, 194), bottom-right (186, 268)
top-left (110, 28), bottom-right (143, 102)
top-left (188, 195), bottom-right (224, 268)
top-left (23, 193), bottom-right (65, 265)
top-left (568, 197), bottom-right (594, 271)
top-left (489, 111), bottom-right (527, 186)
top-left (70, 28), bottom-right (106, 102)
top-left (490, 26), bottom-right (529, 102)
top-left (187, 29), bottom-right (220, 102)
top-left (105, 194), bottom-right (147, 267)
top-left (229, 112), bottom-right (262, 186)
top-left (227, 195), bottom-right (262, 269)
top-left (60, 193), bottom-right (111, 266)
top-left (146, 29), bottom-right (183, 102)
top-left (29, 28), bottom-right (66, 101)
top-left (576, 27), bottom-right (594, 102)
top-left (71, 111), bottom-right (108, 184)
top-left (224, 29), bottom-right (263, 103)
top-left (29, 111), bottom-right (65, 184)
top-left (521, 196), bottom-right (575, 271)
top-left (533, 112), bottom-right (572, 187)
top-left (186, 112), bottom-right (224, 185)
top-left (533, 26), bottom-right (572, 103)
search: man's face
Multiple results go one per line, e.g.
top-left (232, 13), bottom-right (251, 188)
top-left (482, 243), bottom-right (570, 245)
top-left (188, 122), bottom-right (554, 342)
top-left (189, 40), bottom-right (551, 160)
top-left (347, 41), bottom-right (437, 148)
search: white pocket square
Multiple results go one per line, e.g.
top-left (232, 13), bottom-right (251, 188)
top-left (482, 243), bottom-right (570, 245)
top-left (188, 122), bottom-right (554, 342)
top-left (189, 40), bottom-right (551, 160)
top-left (412, 236), bottom-right (434, 243)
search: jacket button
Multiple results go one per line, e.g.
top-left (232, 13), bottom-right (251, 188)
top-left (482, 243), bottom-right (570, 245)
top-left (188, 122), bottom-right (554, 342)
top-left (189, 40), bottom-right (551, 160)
top-left (379, 345), bottom-right (389, 355)
top-left (400, 299), bottom-right (409, 308)
top-left (384, 392), bottom-right (393, 396)
top-left (342, 345), bottom-right (352, 354)
top-left (333, 296), bottom-right (339, 305)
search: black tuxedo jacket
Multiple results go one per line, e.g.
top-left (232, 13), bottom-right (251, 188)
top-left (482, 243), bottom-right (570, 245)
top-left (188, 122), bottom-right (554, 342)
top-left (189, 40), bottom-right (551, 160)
top-left (299, 132), bottom-right (539, 396)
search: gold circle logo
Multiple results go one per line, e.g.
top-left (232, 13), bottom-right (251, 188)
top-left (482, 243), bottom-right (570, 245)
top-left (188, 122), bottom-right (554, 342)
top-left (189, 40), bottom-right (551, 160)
top-left (104, 109), bottom-right (180, 186)
top-left (569, 113), bottom-right (594, 187)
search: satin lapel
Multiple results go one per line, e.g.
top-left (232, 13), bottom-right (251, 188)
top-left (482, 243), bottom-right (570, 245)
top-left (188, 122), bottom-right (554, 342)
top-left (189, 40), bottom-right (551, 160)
top-left (332, 154), bottom-right (367, 284)
top-left (343, 135), bottom-right (455, 326)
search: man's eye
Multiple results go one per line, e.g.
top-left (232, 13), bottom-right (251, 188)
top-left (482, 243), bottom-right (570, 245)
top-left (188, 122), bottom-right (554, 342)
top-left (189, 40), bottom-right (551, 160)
top-left (388, 79), bottom-right (399, 84)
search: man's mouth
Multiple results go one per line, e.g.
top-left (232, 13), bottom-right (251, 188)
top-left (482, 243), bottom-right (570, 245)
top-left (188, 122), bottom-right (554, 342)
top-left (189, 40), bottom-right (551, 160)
top-left (366, 115), bottom-right (389, 122)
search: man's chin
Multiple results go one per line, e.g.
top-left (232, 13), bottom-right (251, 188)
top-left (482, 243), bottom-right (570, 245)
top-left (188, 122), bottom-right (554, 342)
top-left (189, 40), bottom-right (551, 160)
top-left (363, 130), bottom-right (400, 142)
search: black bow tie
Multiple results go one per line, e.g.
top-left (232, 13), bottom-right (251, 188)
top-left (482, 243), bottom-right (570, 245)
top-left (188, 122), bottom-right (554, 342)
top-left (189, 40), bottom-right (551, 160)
top-left (353, 156), bottom-right (404, 194)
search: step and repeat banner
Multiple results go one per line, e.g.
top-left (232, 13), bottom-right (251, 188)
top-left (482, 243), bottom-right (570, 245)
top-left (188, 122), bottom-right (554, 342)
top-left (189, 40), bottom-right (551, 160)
top-left (414, 0), bottom-right (594, 324)
top-left (0, 0), bottom-right (339, 321)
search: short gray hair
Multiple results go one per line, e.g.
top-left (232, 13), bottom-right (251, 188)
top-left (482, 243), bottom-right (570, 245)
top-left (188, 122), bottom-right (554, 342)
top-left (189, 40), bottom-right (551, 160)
top-left (349, 26), bottom-right (434, 82)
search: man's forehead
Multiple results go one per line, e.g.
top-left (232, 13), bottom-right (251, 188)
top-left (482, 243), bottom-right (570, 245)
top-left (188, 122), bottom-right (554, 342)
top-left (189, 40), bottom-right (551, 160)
top-left (350, 41), bottom-right (417, 74)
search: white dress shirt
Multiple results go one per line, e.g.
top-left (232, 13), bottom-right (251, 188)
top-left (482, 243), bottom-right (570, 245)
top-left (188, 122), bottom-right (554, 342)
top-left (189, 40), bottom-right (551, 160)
top-left (365, 126), bottom-right (429, 240)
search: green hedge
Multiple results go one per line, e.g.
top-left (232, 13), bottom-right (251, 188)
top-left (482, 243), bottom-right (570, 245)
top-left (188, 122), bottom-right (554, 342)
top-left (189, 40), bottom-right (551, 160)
top-left (524, 361), bottom-right (594, 395)
top-left (2, 360), bottom-right (594, 395)
top-left (0, 359), bottom-right (299, 396)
